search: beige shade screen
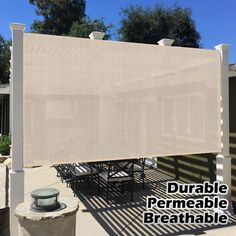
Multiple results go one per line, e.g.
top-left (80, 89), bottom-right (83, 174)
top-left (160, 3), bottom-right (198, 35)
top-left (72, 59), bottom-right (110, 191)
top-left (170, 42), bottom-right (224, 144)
top-left (23, 33), bottom-right (221, 166)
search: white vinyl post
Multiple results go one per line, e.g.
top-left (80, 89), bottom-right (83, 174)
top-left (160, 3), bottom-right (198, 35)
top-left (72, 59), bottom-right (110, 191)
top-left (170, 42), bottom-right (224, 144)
top-left (9, 46), bottom-right (12, 136)
top-left (215, 44), bottom-right (233, 214)
top-left (9, 23), bottom-right (25, 236)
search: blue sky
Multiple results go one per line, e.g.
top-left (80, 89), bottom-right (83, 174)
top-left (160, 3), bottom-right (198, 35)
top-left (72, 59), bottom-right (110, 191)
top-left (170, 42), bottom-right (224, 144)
top-left (0, 0), bottom-right (235, 63)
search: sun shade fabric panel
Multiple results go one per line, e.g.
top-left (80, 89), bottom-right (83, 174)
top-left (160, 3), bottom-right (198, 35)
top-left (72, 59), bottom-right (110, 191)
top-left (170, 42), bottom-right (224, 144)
top-left (23, 33), bottom-right (221, 167)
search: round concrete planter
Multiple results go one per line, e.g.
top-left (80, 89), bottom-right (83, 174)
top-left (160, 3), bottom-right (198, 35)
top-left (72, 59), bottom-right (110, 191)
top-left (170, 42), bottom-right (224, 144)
top-left (15, 197), bottom-right (79, 236)
top-left (0, 156), bottom-right (10, 163)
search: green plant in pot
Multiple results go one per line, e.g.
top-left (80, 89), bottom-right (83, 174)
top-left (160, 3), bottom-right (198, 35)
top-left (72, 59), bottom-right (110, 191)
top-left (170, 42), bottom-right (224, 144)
top-left (0, 135), bottom-right (11, 156)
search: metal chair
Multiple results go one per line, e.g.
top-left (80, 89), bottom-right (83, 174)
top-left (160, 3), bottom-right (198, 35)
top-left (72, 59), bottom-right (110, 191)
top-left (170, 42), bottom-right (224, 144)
top-left (54, 164), bottom-right (73, 187)
top-left (133, 158), bottom-right (146, 190)
top-left (98, 160), bottom-right (135, 204)
top-left (119, 158), bottom-right (146, 190)
top-left (68, 163), bottom-right (100, 196)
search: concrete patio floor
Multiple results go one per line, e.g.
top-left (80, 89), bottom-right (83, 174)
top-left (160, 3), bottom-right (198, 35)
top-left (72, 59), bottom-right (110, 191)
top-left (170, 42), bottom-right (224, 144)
top-left (24, 165), bottom-right (236, 236)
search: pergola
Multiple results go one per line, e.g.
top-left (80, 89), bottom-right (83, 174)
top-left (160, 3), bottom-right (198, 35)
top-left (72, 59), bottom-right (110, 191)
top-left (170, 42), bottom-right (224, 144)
top-left (9, 23), bottom-right (231, 235)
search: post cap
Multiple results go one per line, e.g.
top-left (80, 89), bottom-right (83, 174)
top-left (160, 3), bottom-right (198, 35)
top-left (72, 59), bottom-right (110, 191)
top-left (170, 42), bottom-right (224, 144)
top-left (89, 31), bottom-right (105, 40)
top-left (158, 38), bottom-right (174, 46)
top-left (10, 23), bottom-right (26, 32)
top-left (214, 44), bottom-right (231, 51)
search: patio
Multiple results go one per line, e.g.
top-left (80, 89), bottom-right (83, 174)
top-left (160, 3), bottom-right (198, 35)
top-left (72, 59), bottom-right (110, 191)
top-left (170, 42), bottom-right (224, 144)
top-left (24, 165), bottom-right (236, 236)
top-left (7, 22), bottom-right (232, 235)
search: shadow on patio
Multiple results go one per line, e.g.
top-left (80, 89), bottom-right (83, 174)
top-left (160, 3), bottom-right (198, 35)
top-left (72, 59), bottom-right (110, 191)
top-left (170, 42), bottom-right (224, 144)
top-left (71, 167), bottom-right (236, 236)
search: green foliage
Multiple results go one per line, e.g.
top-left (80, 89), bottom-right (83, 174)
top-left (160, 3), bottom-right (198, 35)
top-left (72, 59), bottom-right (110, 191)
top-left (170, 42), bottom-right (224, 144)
top-left (29, 0), bottom-right (86, 35)
top-left (119, 5), bottom-right (201, 48)
top-left (0, 135), bottom-right (11, 156)
top-left (69, 17), bottom-right (113, 39)
top-left (0, 35), bottom-right (11, 84)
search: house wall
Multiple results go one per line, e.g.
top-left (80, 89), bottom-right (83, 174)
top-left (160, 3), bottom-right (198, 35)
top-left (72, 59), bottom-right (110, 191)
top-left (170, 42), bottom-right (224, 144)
top-left (156, 76), bottom-right (236, 211)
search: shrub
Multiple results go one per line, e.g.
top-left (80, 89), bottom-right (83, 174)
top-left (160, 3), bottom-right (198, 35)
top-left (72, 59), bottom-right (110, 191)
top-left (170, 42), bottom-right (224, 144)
top-left (0, 135), bottom-right (11, 155)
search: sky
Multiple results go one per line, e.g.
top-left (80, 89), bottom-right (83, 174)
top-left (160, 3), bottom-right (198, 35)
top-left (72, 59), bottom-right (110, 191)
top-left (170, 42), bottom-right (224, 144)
top-left (0, 0), bottom-right (235, 63)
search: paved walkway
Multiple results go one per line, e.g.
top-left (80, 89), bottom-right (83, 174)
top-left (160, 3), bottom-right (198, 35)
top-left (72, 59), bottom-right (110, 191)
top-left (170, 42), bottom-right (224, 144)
top-left (23, 165), bottom-right (236, 236)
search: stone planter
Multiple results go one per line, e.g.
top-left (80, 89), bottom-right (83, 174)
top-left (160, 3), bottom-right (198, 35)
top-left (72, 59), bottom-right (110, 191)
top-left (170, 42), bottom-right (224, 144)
top-left (0, 156), bottom-right (10, 163)
top-left (15, 197), bottom-right (78, 236)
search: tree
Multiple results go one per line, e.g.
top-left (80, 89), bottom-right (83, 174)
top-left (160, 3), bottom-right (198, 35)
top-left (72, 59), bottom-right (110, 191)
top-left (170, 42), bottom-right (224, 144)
top-left (69, 17), bottom-right (113, 39)
top-left (0, 35), bottom-right (10, 84)
top-left (29, 0), bottom-right (86, 35)
top-left (119, 5), bottom-right (201, 48)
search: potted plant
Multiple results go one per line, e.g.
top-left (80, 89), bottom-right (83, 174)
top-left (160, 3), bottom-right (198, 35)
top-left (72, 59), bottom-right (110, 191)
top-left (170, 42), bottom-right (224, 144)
top-left (0, 135), bottom-right (11, 162)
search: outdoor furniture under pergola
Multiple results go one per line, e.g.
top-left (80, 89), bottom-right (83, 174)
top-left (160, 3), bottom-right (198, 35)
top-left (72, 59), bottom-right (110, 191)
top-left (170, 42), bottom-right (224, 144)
top-left (54, 159), bottom-right (145, 203)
